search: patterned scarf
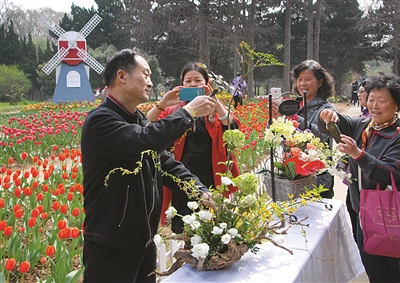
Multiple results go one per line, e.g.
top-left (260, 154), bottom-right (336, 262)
top-left (361, 113), bottom-right (399, 150)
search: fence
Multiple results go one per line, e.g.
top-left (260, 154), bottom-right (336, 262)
top-left (155, 167), bottom-right (266, 281)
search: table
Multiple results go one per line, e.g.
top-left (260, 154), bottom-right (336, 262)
top-left (162, 199), bottom-right (365, 283)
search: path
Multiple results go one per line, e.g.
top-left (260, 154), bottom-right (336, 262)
top-left (332, 102), bottom-right (369, 283)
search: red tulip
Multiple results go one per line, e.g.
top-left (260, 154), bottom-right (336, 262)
top-left (4, 226), bottom-right (13, 236)
top-left (72, 207), bottom-right (80, 217)
top-left (0, 220), bottom-right (6, 230)
top-left (19, 261), bottom-right (30, 273)
top-left (27, 217), bottom-right (36, 228)
top-left (45, 245), bottom-right (55, 256)
top-left (57, 219), bottom-right (67, 230)
top-left (5, 258), bottom-right (16, 271)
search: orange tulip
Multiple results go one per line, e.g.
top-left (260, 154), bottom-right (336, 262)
top-left (19, 261), bottom-right (30, 273)
top-left (5, 258), bottom-right (16, 271)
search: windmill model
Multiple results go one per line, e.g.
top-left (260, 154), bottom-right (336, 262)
top-left (41, 14), bottom-right (104, 102)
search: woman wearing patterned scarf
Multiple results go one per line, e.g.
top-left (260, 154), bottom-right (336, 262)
top-left (317, 74), bottom-right (400, 283)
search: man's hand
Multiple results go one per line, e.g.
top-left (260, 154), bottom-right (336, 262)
top-left (184, 96), bottom-right (216, 117)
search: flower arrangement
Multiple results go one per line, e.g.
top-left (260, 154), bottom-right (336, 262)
top-left (150, 129), bottom-right (323, 276)
top-left (258, 116), bottom-right (340, 180)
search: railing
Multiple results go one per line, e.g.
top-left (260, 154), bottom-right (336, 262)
top-left (156, 166), bottom-right (266, 281)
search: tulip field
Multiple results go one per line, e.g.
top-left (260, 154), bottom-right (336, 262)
top-left (0, 96), bottom-right (270, 282)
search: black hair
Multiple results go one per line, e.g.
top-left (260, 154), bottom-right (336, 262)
top-left (291, 60), bottom-right (335, 99)
top-left (180, 62), bottom-right (210, 85)
top-left (103, 48), bottom-right (148, 87)
top-left (364, 74), bottom-right (400, 109)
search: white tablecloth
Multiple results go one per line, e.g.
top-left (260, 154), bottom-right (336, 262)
top-left (162, 199), bottom-right (365, 283)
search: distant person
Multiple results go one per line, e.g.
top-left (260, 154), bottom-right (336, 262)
top-left (232, 72), bottom-right (246, 109)
top-left (351, 80), bottom-right (359, 106)
top-left (99, 86), bottom-right (109, 102)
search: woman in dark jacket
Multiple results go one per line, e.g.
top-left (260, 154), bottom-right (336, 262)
top-left (272, 60), bottom-right (336, 198)
top-left (317, 74), bottom-right (400, 283)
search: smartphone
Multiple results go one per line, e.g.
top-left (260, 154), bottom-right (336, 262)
top-left (327, 122), bottom-right (342, 143)
top-left (179, 88), bottom-right (204, 101)
top-left (271, 88), bottom-right (282, 103)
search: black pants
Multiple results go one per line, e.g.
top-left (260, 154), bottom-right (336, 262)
top-left (233, 95), bottom-right (242, 109)
top-left (356, 218), bottom-right (400, 283)
top-left (83, 240), bottom-right (156, 283)
top-left (345, 191), bottom-right (357, 243)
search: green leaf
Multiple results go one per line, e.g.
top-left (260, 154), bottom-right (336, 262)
top-left (284, 162), bottom-right (297, 180)
top-left (65, 269), bottom-right (83, 283)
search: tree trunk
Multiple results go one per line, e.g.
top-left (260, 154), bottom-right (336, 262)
top-left (246, 0), bottom-right (256, 98)
top-left (307, 0), bottom-right (314, 60)
top-left (198, 1), bottom-right (210, 67)
top-left (313, 0), bottom-right (321, 61)
top-left (283, 0), bottom-right (292, 92)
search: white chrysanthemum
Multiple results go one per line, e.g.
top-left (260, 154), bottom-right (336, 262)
top-left (191, 243), bottom-right (209, 259)
top-left (211, 226), bottom-right (223, 235)
top-left (308, 149), bottom-right (319, 161)
top-left (190, 235), bottom-right (202, 246)
top-left (165, 206), bottom-right (177, 219)
top-left (190, 220), bottom-right (201, 230)
top-left (228, 228), bottom-right (238, 238)
top-left (299, 152), bottom-right (309, 162)
top-left (153, 234), bottom-right (162, 248)
top-left (187, 201), bottom-right (198, 210)
top-left (198, 210), bottom-right (213, 221)
top-left (182, 214), bottom-right (196, 224)
top-left (221, 234), bottom-right (231, 244)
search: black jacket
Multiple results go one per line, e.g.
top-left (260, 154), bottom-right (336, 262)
top-left (81, 97), bottom-right (206, 249)
top-left (317, 112), bottom-right (400, 212)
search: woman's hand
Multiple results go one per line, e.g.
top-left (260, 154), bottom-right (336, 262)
top-left (202, 83), bottom-right (213, 96)
top-left (319, 109), bottom-right (338, 123)
top-left (271, 101), bottom-right (281, 119)
top-left (337, 134), bottom-right (363, 159)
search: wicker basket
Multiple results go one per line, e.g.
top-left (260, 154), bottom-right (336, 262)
top-left (264, 174), bottom-right (317, 201)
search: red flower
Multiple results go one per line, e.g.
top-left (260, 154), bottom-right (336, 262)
top-left (5, 258), bottom-right (16, 271)
top-left (4, 226), bottom-right (13, 236)
top-left (0, 220), bottom-right (6, 230)
top-left (57, 219), bottom-right (67, 230)
top-left (20, 152), bottom-right (28, 160)
top-left (19, 261), bottom-right (30, 273)
top-left (71, 227), bottom-right (80, 238)
top-left (72, 207), bottom-right (80, 217)
top-left (284, 158), bottom-right (325, 177)
top-left (8, 157), bottom-right (14, 165)
top-left (45, 245), bottom-right (55, 256)
top-left (27, 217), bottom-right (36, 228)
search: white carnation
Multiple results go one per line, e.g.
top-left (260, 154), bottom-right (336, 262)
top-left (187, 201), bottom-right (198, 210)
top-left (182, 214), bottom-right (196, 224)
top-left (221, 234), bottom-right (231, 244)
top-left (191, 243), bottom-right (209, 259)
top-left (198, 210), bottom-right (213, 221)
top-left (190, 235), bottom-right (202, 246)
top-left (211, 226), bottom-right (223, 235)
top-left (165, 206), bottom-right (177, 219)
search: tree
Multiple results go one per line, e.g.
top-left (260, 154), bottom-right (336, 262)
top-left (0, 65), bottom-right (32, 102)
top-left (362, 0), bottom-right (400, 75)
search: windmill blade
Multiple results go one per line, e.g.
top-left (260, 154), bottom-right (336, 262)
top-left (40, 15), bottom-right (66, 37)
top-left (42, 47), bottom-right (69, 75)
top-left (79, 14), bottom-right (102, 38)
top-left (76, 48), bottom-right (105, 74)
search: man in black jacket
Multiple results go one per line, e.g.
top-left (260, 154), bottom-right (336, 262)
top-left (81, 49), bottom-right (215, 283)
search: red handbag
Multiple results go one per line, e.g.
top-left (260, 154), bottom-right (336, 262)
top-left (359, 171), bottom-right (400, 258)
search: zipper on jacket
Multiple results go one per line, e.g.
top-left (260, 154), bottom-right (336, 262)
top-left (118, 185), bottom-right (129, 227)
top-left (146, 171), bottom-right (157, 246)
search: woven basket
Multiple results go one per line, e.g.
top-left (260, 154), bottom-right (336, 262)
top-left (264, 174), bottom-right (317, 201)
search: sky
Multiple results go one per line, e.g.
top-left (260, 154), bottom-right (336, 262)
top-left (9, 0), bottom-right (98, 13)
